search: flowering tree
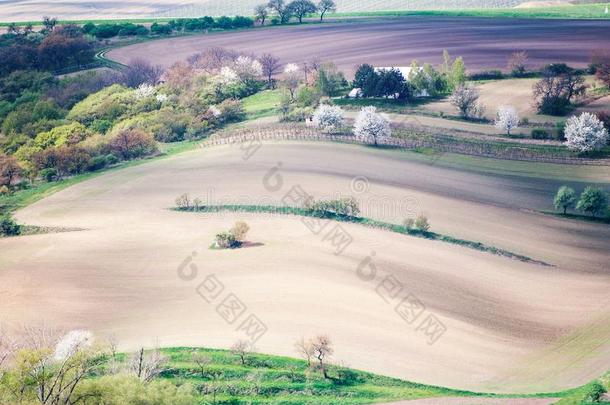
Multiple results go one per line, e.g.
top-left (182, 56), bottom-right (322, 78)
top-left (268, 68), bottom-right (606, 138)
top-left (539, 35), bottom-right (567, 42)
top-left (353, 106), bottom-right (391, 146)
top-left (283, 63), bottom-right (301, 101)
top-left (494, 105), bottom-right (519, 135)
top-left (313, 104), bottom-right (344, 132)
top-left (564, 112), bottom-right (609, 152)
top-left (450, 85), bottom-right (484, 119)
top-left (233, 55), bottom-right (262, 83)
top-left (134, 83), bottom-right (155, 100)
top-left (54, 329), bottom-right (93, 360)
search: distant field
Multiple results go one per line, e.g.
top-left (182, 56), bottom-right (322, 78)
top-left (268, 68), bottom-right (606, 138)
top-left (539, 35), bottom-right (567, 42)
top-left (0, 0), bottom-right (608, 23)
top-left (107, 17), bottom-right (610, 75)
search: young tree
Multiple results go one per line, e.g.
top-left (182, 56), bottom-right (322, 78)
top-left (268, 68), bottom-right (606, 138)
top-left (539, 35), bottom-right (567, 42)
top-left (564, 112), bottom-right (609, 152)
top-left (318, 0), bottom-right (336, 21)
top-left (283, 63), bottom-right (301, 101)
top-left (450, 57), bottom-right (466, 90)
top-left (267, 0), bottom-right (291, 24)
top-left (353, 106), bottom-right (391, 146)
top-left (316, 62), bottom-right (345, 96)
top-left (554, 186), bottom-right (577, 214)
top-left (130, 347), bottom-right (169, 382)
top-left (577, 187), bottom-right (609, 217)
top-left (310, 335), bottom-right (333, 379)
top-left (259, 53), bottom-right (281, 88)
top-left (230, 340), bottom-right (251, 366)
top-left (450, 85), bottom-right (484, 120)
top-left (591, 50), bottom-right (610, 88)
top-left (287, 0), bottom-right (317, 23)
top-left (508, 51), bottom-right (528, 76)
top-left (353, 63), bottom-right (378, 97)
top-left (313, 104), bottom-right (344, 132)
top-left (191, 352), bottom-right (212, 377)
top-left (494, 105), bottom-right (519, 135)
top-left (254, 4), bottom-right (269, 25)
top-left (294, 337), bottom-right (315, 366)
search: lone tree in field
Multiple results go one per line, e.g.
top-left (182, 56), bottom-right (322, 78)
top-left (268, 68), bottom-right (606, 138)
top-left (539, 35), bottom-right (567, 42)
top-left (577, 187), bottom-right (609, 217)
top-left (564, 112), bottom-right (609, 153)
top-left (317, 0), bottom-right (336, 21)
top-left (508, 51), bottom-right (528, 76)
top-left (231, 339), bottom-right (251, 366)
top-left (310, 335), bottom-right (333, 379)
top-left (353, 106), bottom-right (391, 146)
top-left (130, 347), bottom-right (169, 382)
top-left (495, 105), bottom-right (519, 136)
top-left (450, 85), bottom-right (484, 120)
top-left (191, 352), bottom-right (212, 378)
top-left (259, 53), bottom-right (281, 88)
top-left (554, 186), bottom-right (577, 214)
top-left (254, 4), bottom-right (269, 25)
top-left (294, 337), bottom-right (315, 366)
top-left (287, 0), bottom-right (317, 23)
top-left (313, 104), bottom-right (344, 132)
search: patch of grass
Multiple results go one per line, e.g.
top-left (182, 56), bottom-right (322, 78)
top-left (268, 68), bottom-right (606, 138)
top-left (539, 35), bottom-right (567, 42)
top-left (329, 4), bottom-right (610, 20)
top-left (174, 205), bottom-right (549, 265)
top-left (242, 89), bottom-right (283, 119)
top-left (333, 97), bottom-right (436, 113)
top-left (541, 211), bottom-right (610, 224)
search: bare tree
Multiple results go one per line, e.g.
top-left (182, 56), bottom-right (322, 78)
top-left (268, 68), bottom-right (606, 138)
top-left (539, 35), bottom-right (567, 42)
top-left (533, 64), bottom-right (587, 115)
top-left (259, 53), bottom-right (281, 88)
top-left (230, 339), bottom-right (251, 366)
top-left (201, 369), bottom-right (223, 405)
top-left (310, 335), bottom-right (333, 379)
top-left (294, 337), bottom-right (314, 366)
top-left (318, 0), bottom-right (336, 21)
top-left (191, 351), bottom-right (212, 378)
top-left (255, 4), bottom-right (269, 25)
top-left (189, 47), bottom-right (238, 73)
top-left (130, 347), bottom-right (169, 382)
top-left (121, 58), bottom-right (164, 88)
top-left (508, 51), bottom-right (528, 76)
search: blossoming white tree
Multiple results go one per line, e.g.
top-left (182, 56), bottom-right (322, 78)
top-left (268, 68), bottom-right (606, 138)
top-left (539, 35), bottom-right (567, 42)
top-left (283, 63), bottom-right (301, 101)
top-left (219, 66), bottom-right (239, 85)
top-left (313, 104), bottom-right (344, 132)
top-left (495, 105), bottom-right (519, 135)
top-left (564, 112), bottom-right (609, 152)
top-left (233, 55), bottom-right (263, 83)
top-left (353, 106), bottom-right (391, 146)
top-left (134, 83), bottom-right (155, 100)
top-left (54, 329), bottom-right (93, 360)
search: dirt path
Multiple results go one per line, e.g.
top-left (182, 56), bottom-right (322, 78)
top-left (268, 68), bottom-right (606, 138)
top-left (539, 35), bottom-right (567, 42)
top-left (107, 17), bottom-right (610, 75)
top-left (2, 142), bottom-right (609, 393)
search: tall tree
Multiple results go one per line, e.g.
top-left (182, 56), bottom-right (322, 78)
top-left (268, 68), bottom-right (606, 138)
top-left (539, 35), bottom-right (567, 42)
top-left (287, 0), bottom-right (317, 23)
top-left (254, 4), bottom-right (269, 25)
top-left (259, 53), bottom-right (281, 88)
top-left (267, 0), bottom-right (291, 24)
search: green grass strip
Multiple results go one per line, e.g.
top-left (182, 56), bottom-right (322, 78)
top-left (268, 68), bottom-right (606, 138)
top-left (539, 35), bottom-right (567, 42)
top-left (174, 205), bottom-right (549, 265)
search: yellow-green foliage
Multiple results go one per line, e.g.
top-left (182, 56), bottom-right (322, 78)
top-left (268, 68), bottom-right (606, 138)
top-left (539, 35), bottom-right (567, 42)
top-left (68, 84), bottom-right (134, 124)
top-left (110, 108), bottom-right (195, 142)
top-left (34, 122), bottom-right (92, 149)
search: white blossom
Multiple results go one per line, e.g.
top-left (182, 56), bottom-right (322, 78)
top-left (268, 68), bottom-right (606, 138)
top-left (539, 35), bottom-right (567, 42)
top-left (54, 330), bottom-right (93, 361)
top-left (284, 63), bottom-right (299, 74)
top-left (134, 83), bottom-right (155, 100)
top-left (155, 93), bottom-right (168, 103)
top-left (353, 106), bottom-right (391, 146)
top-left (220, 66), bottom-right (239, 84)
top-left (313, 104), bottom-right (344, 132)
top-left (233, 56), bottom-right (263, 81)
top-left (494, 105), bottom-right (519, 135)
top-left (564, 112), bottom-right (609, 152)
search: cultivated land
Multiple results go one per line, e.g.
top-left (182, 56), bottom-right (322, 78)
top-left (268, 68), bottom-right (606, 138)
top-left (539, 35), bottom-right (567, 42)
top-left (106, 17), bottom-right (610, 75)
top-left (1, 142), bottom-right (609, 394)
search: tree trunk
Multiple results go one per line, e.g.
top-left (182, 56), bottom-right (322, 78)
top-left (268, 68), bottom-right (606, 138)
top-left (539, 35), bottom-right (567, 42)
top-left (563, 206), bottom-right (567, 215)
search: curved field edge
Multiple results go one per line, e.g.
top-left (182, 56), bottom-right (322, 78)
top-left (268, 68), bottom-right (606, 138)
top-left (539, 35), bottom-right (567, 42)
top-left (173, 205), bottom-right (550, 265)
top-left (117, 347), bottom-right (579, 403)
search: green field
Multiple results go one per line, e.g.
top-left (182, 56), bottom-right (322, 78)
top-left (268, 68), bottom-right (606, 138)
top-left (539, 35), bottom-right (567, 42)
top-left (242, 89), bottom-right (283, 119)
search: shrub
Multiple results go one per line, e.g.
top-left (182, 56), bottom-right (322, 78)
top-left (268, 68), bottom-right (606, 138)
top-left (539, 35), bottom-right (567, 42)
top-left (0, 214), bottom-right (21, 236)
top-left (217, 99), bottom-right (246, 124)
top-left (582, 381), bottom-right (607, 403)
top-left (175, 193), bottom-right (191, 209)
top-left (230, 221), bottom-right (250, 241)
top-left (307, 197), bottom-right (360, 217)
top-left (414, 214), bottom-right (430, 232)
top-left (531, 129), bottom-right (550, 140)
top-left (40, 167), bottom-right (57, 181)
top-left (281, 106), bottom-right (314, 122)
top-left (577, 187), bottom-right (609, 217)
top-left (68, 84), bottom-right (134, 125)
top-left (403, 217), bottom-right (415, 229)
top-left (109, 129), bottom-right (157, 160)
top-left (468, 70), bottom-right (503, 81)
top-left (215, 231), bottom-right (237, 249)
